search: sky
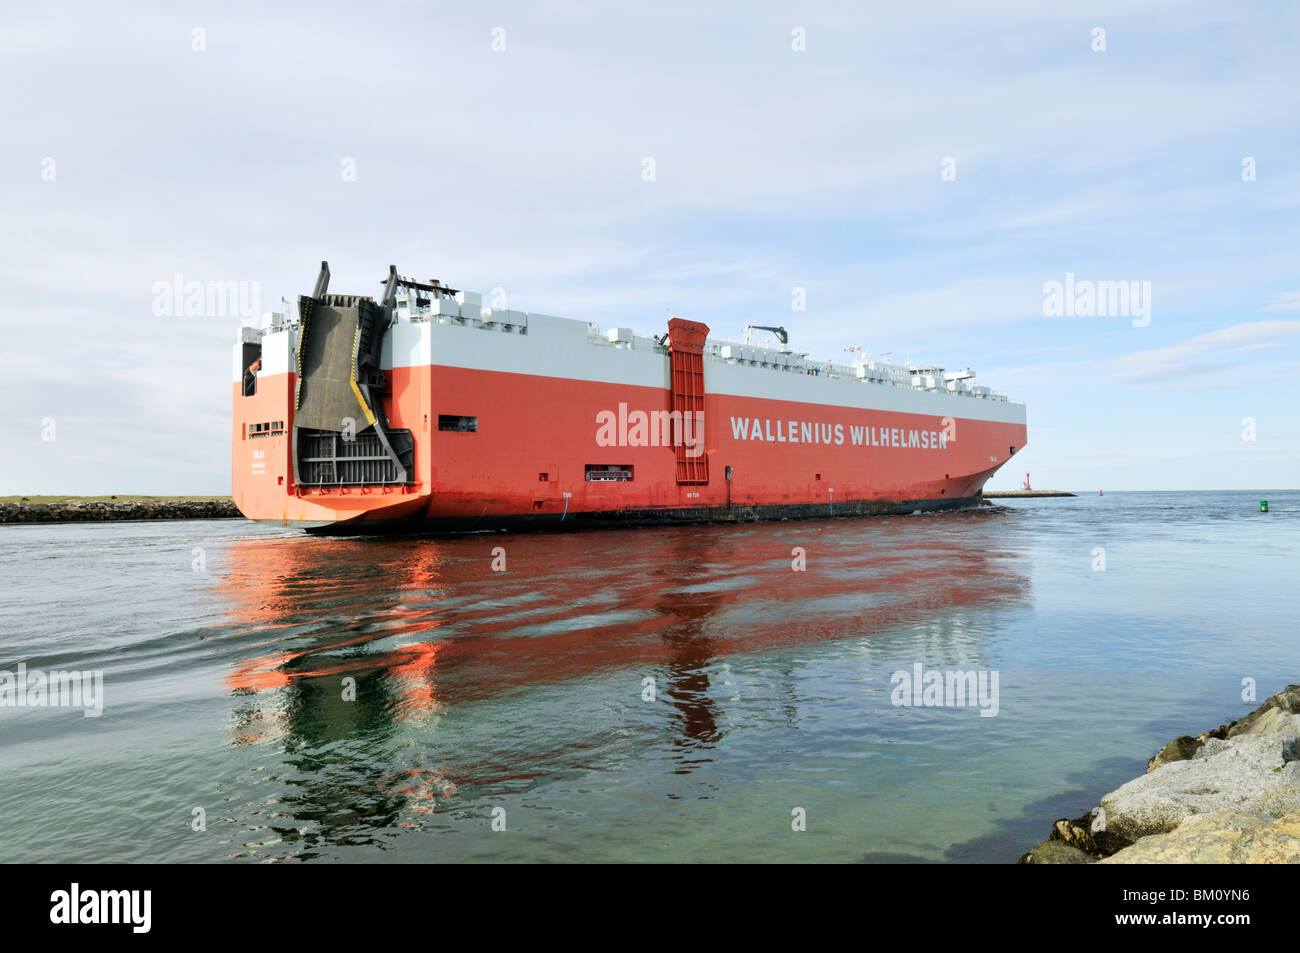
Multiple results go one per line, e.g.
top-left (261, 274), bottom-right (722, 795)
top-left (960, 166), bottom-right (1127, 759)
top-left (2, 0), bottom-right (1297, 494)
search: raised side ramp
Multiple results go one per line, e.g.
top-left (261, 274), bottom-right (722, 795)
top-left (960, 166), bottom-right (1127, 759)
top-left (292, 262), bottom-right (412, 487)
top-left (667, 317), bottom-right (709, 485)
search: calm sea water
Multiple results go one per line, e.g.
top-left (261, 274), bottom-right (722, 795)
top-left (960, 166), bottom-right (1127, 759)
top-left (0, 490), bottom-right (1294, 863)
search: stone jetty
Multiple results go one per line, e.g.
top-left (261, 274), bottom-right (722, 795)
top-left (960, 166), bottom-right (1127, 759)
top-left (0, 497), bottom-right (240, 524)
top-left (983, 490), bottom-right (1076, 498)
top-left (1020, 684), bottom-right (1300, 863)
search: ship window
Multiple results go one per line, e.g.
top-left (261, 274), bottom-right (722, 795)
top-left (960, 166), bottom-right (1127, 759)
top-left (538, 472), bottom-right (548, 482)
top-left (438, 415), bottom-right (478, 433)
top-left (1010, 445), bottom-right (1015, 455)
top-left (247, 421), bottom-right (285, 439)
top-left (585, 464), bottom-right (634, 482)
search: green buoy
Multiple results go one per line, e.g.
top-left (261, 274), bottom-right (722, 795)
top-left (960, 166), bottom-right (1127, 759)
top-left (1260, 500), bottom-right (1268, 513)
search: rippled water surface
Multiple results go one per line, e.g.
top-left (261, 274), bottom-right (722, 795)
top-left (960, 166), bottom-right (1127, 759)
top-left (0, 490), bottom-right (1295, 862)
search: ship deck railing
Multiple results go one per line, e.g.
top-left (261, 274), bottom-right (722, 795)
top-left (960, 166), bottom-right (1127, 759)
top-left (368, 303), bottom-right (1020, 405)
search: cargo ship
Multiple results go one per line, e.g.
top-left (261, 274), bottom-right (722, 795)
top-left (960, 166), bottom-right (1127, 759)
top-left (232, 262), bottom-right (1026, 533)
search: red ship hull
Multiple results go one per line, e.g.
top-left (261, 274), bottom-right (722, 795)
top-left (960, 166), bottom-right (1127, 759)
top-left (232, 271), bottom-right (1026, 533)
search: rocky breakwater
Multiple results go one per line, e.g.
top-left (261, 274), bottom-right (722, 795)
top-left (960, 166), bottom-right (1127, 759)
top-left (982, 490), bottom-right (1076, 498)
top-left (1020, 684), bottom-right (1300, 863)
top-left (0, 498), bottom-right (241, 524)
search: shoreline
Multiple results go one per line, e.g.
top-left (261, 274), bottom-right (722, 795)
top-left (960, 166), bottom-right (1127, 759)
top-left (1020, 684), bottom-right (1300, 863)
top-left (0, 497), bottom-right (240, 524)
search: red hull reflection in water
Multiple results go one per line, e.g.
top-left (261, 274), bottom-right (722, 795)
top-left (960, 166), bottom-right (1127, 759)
top-left (208, 515), bottom-right (1028, 858)
top-left (216, 516), bottom-right (1028, 749)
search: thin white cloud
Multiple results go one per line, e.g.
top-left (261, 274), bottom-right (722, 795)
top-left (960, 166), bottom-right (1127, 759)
top-left (1107, 321), bottom-right (1300, 383)
top-left (1263, 290), bottom-right (1300, 312)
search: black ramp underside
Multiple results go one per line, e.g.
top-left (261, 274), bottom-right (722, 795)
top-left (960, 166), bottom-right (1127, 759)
top-left (296, 302), bottom-right (368, 433)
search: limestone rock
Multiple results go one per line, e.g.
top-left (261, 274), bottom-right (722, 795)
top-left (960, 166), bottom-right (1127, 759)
top-left (1019, 840), bottom-right (1097, 864)
top-left (1100, 732), bottom-right (1300, 841)
top-left (1147, 735), bottom-right (1201, 772)
top-left (1215, 685), bottom-right (1300, 739)
top-left (1235, 708), bottom-right (1300, 738)
top-left (1100, 812), bottom-right (1300, 864)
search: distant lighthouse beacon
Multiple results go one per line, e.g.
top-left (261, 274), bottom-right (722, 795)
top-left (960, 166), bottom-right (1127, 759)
top-left (1022, 472), bottom-right (1031, 491)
